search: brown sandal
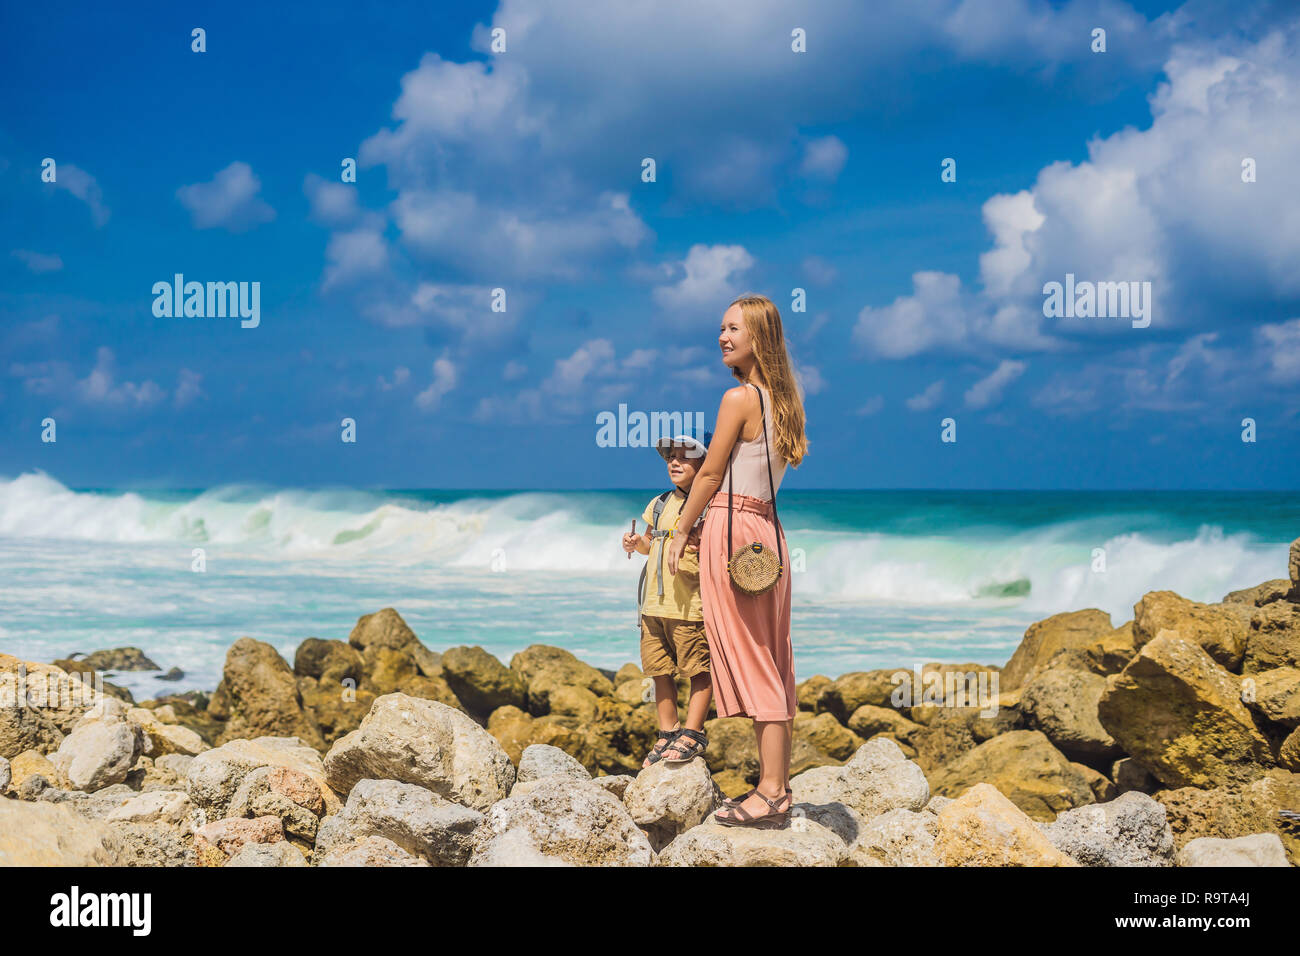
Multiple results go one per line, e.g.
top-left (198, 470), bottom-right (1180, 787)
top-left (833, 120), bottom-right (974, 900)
top-left (660, 728), bottom-right (708, 763)
top-left (722, 785), bottom-right (788, 808)
top-left (642, 729), bottom-right (681, 768)
top-left (714, 787), bottom-right (791, 829)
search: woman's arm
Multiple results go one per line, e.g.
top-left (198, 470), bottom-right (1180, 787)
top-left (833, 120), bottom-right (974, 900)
top-left (666, 385), bottom-right (753, 574)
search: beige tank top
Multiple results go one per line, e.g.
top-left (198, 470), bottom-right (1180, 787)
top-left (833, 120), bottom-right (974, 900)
top-left (726, 385), bottom-right (787, 501)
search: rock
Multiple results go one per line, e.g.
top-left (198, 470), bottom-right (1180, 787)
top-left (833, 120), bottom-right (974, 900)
top-left (658, 817), bottom-right (849, 866)
top-left (1177, 833), bottom-right (1291, 867)
top-left (817, 669), bottom-right (906, 722)
top-left (141, 753), bottom-right (193, 791)
top-left (82, 647), bottom-right (161, 671)
top-left (1133, 591), bottom-right (1251, 670)
top-left (1040, 792), bottom-right (1176, 866)
top-left (517, 743), bottom-right (591, 783)
top-left (847, 705), bottom-right (924, 748)
top-left (316, 835), bottom-right (431, 867)
top-left (929, 730), bottom-right (1095, 821)
top-left (0, 798), bottom-right (127, 864)
top-left (702, 717), bottom-right (759, 782)
top-left (110, 821), bottom-right (194, 867)
top-left (293, 638), bottom-right (365, 684)
top-left (547, 685), bottom-right (600, 722)
top-left (1280, 727), bottom-right (1300, 772)
top-left (1001, 610), bottom-right (1115, 690)
top-left (1112, 757), bottom-right (1161, 795)
top-left (441, 646), bottom-right (527, 716)
top-left (711, 769), bottom-right (751, 798)
top-left (1, 654), bottom-right (104, 735)
top-left (40, 782), bottom-right (137, 820)
top-left (228, 765), bottom-right (327, 841)
top-left (213, 638), bottom-right (324, 749)
top-left (851, 807), bottom-right (939, 866)
top-left (187, 736), bottom-right (339, 819)
top-left (1073, 761), bottom-right (1118, 803)
top-left (8, 749), bottom-right (63, 794)
top-left (593, 774), bottom-right (635, 799)
top-left (793, 711), bottom-right (864, 761)
top-left (1292, 536), bottom-right (1300, 592)
top-left (50, 704), bottom-right (146, 792)
top-left (623, 758), bottom-right (719, 850)
top-left (314, 778), bottom-right (483, 866)
top-left (1019, 667), bottom-right (1121, 760)
top-left (226, 841), bottom-right (308, 867)
top-left (323, 694), bottom-right (514, 810)
top-left (790, 737), bottom-right (929, 821)
top-left (194, 816), bottom-right (285, 867)
top-left (486, 705), bottom-right (535, 764)
top-left (797, 675), bottom-right (832, 712)
top-left (297, 676), bottom-right (375, 747)
top-left (361, 645), bottom-right (460, 707)
top-left (105, 790), bottom-right (194, 827)
top-left (794, 800), bottom-right (867, 847)
top-left (349, 607), bottom-right (423, 655)
top-left (1155, 769), bottom-right (1300, 865)
top-left (155, 667), bottom-right (184, 682)
top-left (470, 777), bottom-right (653, 866)
top-left (510, 645), bottom-right (614, 716)
top-left (1097, 631), bottom-right (1273, 789)
top-left (931, 783), bottom-right (1076, 866)
top-left (0, 755), bottom-right (8, 790)
top-left (0, 700), bottom-right (64, 759)
top-left (1224, 579), bottom-right (1292, 607)
top-left (1243, 601), bottom-right (1300, 673)
top-left (1245, 666), bottom-right (1300, 727)
top-left (468, 828), bottom-right (576, 867)
top-left (127, 706), bottom-right (207, 757)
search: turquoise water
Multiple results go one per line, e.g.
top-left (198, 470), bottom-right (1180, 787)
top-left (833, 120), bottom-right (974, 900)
top-left (0, 472), bottom-right (1294, 699)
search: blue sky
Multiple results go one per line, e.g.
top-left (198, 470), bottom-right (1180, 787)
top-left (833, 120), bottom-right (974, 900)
top-left (2, 0), bottom-right (1298, 490)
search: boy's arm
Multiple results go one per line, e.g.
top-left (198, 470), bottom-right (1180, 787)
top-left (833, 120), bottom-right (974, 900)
top-left (634, 525), bottom-right (652, 555)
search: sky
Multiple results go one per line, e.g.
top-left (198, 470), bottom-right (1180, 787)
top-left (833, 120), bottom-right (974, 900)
top-left (1, 0), bottom-right (1298, 491)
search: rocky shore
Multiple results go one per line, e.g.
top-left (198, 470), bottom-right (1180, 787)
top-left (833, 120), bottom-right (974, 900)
top-left (2, 538), bottom-right (1298, 867)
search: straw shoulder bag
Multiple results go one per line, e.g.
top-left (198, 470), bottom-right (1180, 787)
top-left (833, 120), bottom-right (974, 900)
top-left (725, 385), bottom-right (784, 595)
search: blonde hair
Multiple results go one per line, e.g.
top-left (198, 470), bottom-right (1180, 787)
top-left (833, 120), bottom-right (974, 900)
top-left (728, 294), bottom-right (808, 467)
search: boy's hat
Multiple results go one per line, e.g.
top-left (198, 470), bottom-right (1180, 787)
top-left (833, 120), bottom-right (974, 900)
top-left (655, 431), bottom-right (712, 460)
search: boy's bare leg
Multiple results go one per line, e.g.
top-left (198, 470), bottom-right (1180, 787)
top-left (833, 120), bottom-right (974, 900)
top-left (653, 675), bottom-right (680, 732)
top-left (684, 673), bottom-right (712, 730)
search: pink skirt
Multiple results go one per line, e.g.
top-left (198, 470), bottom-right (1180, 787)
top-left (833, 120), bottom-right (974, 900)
top-left (699, 492), bottom-right (796, 722)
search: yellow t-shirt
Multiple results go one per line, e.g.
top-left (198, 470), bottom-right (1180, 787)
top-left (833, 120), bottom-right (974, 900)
top-left (640, 490), bottom-right (703, 621)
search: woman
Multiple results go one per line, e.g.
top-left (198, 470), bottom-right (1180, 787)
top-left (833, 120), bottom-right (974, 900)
top-left (662, 293), bottom-right (807, 828)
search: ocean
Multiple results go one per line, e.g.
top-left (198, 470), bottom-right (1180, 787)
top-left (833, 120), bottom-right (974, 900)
top-left (0, 471), bottom-right (1295, 700)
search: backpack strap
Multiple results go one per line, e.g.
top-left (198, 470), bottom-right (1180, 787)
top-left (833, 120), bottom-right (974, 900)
top-left (726, 384), bottom-right (783, 571)
top-left (638, 489), bottom-right (676, 622)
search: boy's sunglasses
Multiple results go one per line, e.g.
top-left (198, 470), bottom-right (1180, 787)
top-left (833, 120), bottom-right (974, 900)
top-left (657, 446), bottom-right (699, 462)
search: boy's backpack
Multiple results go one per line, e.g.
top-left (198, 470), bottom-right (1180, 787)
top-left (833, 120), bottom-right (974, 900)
top-left (636, 489), bottom-right (675, 628)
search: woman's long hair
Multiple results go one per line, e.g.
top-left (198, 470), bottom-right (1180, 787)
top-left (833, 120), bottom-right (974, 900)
top-left (728, 294), bottom-right (808, 467)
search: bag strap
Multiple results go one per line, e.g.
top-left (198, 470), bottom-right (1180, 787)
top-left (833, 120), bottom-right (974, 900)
top-left (726, 384), bottom-right (783, 570)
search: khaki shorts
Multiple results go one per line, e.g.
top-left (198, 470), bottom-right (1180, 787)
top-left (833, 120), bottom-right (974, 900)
top-left (640, 616), bottom-right (710, 678)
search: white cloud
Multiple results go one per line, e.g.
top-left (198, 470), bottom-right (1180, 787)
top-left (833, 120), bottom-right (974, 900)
top-left (802, 256), bottom-right (838, 285)
top-left (906, 379), bottom-right (945, 411)
top-left (176, 162), bottom-right (275, 232)
top-left (799, 135), bottom-right (848, 181)
top-left (856, 395), bottom-right (885, 416)
top-left (965, 359), bottom-right (1027, 408)
top-left (378, 367), bottom-right (411, 391)
top-left (323, 229), bottom-right (390, 290)
top-left (52, 164), bottom-right (109, 227)
top-left (1256, 318), bottom-right (1300, 384)
top-left (77, 347), bottom-right (165, 407)
top-left (416, 356), bottom-right (458, 411)
top-left (12, 250), bottom-right (64, 273)
top-left (174, 369), bottom-right (203, 408)
top-left (653, 244), bottom-right (755, 318)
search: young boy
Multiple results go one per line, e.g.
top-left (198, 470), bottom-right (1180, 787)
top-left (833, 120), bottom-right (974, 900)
top-left (622, 432), bottom-right (713, 767)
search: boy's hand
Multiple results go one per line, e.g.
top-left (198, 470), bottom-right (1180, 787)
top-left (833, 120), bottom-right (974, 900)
top-left (621, 531), bottom-right (640, 554)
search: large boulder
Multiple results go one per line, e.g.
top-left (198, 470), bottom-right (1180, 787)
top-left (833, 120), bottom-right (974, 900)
top-left (293, 638), bottom-right (365, 685)
top-left (0, 799), bottom-right (127, 865)
top-left (1040, 792), bottom-right (1176, 866)
top-left (510, 645), bottom-right (614, 716)
top-left (793, 711), bottom-right (864, 761)
top-left (846, 705), bottom-right (925, 749)
top-left (105, 790), bottom-right (194, 827)
top-left (348, 607), bottom-right (423, 656)
top-left (516, 744), bottom-right (590, 784)
top-left (187, 735), bottom-right (339, 819)
top-left (82, 647), bottom-right (160, 671)
top-left (1132, 591), bottom-right (1251, 670)
top-left (313, 778), bottom-right (483, 866)
top-left (213, 638), bottom-right (324, 749)
top-left (1224, 580), bottom-right (1292, 607)
top-left (1244, 601), bottom-right (1300, 673)
top-left (316, 835), bottom-right (430, 867)
top-left (49, 701), bottom-right (146, 792)
top-left (1155, 769), bottom-right (1300, 865)
top-left (1019, 667), bottom-right (1121, 760)
top-left (623, 757), bottom-right (720, 850)
top-left (1245, 666), bottom-right (1300, 727)
top-left (441, 646), bottom-right (527, 716)
top-left (1, 653), bottom-right (104, 742)
top-left (930, 783), bottom-right (1076, 866)
top-left (469, 777), bottom-right (653, 866)
top-left (1001, 610), bottom-right (1115, 690)
top-left (849, 807), bottom-right (937, 866)
top-left (702, 717), bottom-right (760, 782)
top-left (814, 670), bottom-right (900, 722)
top-left (658, 816), bottom-right (849, 866)
top-left (323, 694), bottom-right (514, 810)
top-left (1097, 631), bottom-right (1274, 789)
top-left (928, 730), bottom-right (1095, 821)
top-left (127, 707), bottom-right (207, 758)
top-left (1177, 833), bottom-right (1291, 867)
top-left (790, 737), bottom-right (929, 821)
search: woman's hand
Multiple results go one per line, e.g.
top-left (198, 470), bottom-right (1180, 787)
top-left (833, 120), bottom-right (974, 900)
top-left (666, 529), bottom-right (687, 575)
